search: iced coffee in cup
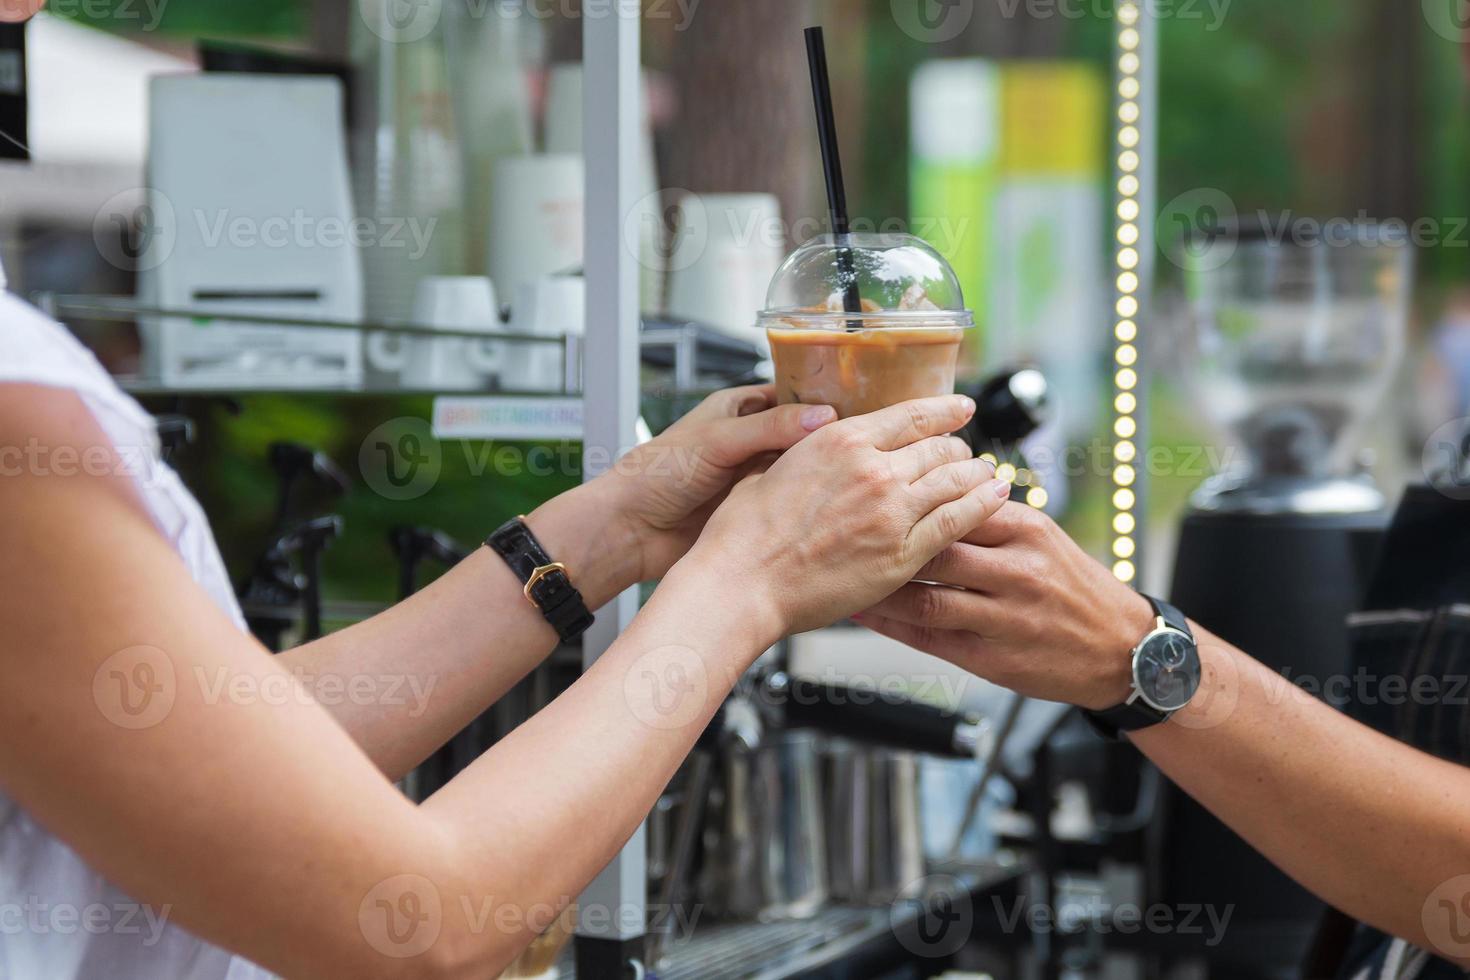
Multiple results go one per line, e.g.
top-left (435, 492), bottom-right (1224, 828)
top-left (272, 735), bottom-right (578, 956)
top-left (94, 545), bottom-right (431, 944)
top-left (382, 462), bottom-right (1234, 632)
top-left (758, 234), bottom-right (974, 419)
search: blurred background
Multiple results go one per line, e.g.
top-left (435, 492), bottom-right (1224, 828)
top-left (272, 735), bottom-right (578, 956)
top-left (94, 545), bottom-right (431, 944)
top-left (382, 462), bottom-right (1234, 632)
top-left (4, 1), bottom-right (1469, 977)
top-left (4, 0), bottom-right (1465, 597)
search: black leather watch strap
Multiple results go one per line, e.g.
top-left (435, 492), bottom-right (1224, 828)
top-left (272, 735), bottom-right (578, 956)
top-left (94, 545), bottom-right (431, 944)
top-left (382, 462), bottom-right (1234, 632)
top-left (486, 517), bottom-right (595, 644)
top-left (1083, 595), bottom-right (1190, 741)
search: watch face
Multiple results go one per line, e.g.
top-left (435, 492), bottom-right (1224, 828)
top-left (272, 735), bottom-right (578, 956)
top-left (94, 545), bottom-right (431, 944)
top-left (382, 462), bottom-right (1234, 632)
top-left (1134, 629), bottom-right (1201, 712)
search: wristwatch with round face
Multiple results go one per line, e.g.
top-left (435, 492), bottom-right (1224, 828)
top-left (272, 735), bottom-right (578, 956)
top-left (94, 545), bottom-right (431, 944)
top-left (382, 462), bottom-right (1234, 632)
top-left (1084, 595), bottom-right (1201, 740)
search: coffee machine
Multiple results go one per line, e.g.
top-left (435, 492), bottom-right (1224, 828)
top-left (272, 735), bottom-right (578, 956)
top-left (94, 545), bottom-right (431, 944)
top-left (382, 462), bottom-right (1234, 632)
top-left (1162, 220), bottom-right (1412, 967)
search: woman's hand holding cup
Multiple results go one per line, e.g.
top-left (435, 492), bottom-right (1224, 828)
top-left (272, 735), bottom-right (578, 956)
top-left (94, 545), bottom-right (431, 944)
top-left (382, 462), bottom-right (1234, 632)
top-left (683, 394), bottom-right (1011, 643)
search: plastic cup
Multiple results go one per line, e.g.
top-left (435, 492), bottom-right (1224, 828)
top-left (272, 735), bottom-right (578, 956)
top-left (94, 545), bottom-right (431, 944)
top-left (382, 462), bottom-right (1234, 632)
top-left (758, 233), bottom-right (975, 419)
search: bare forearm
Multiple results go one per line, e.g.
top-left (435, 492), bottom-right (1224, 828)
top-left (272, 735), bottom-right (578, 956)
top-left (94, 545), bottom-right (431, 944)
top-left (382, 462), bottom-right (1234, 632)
top-left (418, 553), bottom-right (774, 969)
top-left (1132, 630), bottom-right (1470, 964)
top-left (280, 481), bottom-right (644, 778)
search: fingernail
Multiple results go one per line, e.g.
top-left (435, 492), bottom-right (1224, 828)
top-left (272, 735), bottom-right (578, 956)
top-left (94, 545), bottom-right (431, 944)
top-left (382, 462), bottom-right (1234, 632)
top-left (801, 405), bottom-right (838, 430)
top-left (977, 455), bottom-right (997, 475)
top-left (957, 395), bottom-right (976, 416)
top-left (988, 478), bottom-right (1011, 500)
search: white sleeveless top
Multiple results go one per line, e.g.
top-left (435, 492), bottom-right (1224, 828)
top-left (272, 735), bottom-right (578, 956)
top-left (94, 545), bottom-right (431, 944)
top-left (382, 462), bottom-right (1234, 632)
top-left (0, 294), bottom-right (273, 979)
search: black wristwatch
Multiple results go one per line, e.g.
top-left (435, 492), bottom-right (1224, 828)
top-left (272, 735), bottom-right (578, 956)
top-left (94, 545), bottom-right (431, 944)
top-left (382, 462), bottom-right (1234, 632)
top-left (1084, 595), bottom-right (1201, 740)
top-left (486, 517), bottom-right (595, 644)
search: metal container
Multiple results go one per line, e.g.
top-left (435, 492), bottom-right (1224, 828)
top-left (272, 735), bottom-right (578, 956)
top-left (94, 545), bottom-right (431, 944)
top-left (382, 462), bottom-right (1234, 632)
top-left (701, 730), bottom-right (827, 921)
top-left (822, 740), bottom-right (926, 905)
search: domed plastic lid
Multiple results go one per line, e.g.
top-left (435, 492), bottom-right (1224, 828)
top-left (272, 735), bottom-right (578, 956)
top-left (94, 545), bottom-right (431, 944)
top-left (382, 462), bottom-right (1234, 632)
top-left (759, 233), bottom-right (973, 330)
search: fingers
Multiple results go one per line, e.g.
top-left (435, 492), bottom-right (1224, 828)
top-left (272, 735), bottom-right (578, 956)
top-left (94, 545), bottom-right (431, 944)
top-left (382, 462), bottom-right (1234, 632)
top-left (708, 401), bottom-right (838, 465)
top-left (845, 394), bottom-right (976, 451)
top-left (895, 435), bottom-right (975, 482)
top-left (959, 497), bottom-right (1040, 547)
top-left (909, 456), bottom-right (996, 509)
top-left (692, 384), bottom-right (777, 421)
top-left (908, 478), bottom-right (1011, 557)
top-left (916, 542), bottom-right (1008, 593)
top-left (863, 580), bottom-right (1001, 633)
top-left (853, 610), bottom-right (986, 663)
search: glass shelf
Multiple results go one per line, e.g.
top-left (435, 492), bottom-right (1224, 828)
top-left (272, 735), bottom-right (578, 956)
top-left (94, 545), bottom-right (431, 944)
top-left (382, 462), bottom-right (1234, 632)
top-left (38, 293), bottom-right (768, 399)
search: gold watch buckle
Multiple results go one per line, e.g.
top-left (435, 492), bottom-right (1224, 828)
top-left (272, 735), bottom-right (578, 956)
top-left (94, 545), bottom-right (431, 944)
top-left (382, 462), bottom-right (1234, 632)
top-left (523, 562), bottom-right (569, 608)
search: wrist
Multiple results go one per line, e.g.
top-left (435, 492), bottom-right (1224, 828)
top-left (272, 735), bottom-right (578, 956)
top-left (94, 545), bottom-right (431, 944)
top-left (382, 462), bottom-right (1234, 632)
top-left (671, 542), bottom-right (787, 655)
top-left (524, 482), bottom-right (644, 610)
top-left (1083, 588), bottom-right (1157, 711)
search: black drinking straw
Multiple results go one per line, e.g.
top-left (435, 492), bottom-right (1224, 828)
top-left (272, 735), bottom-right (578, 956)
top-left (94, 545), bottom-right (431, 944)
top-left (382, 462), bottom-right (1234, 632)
top-left (804, 26), bottom-right (864, 323)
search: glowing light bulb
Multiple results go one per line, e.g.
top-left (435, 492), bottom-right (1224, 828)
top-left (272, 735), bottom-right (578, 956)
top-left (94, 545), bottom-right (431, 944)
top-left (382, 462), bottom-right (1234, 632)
top-left (1115, 392), bottom-right (1137, 414)
top-left (1113, 488), bottom-right (1135, 510)
top-left (1026, 487), bottom-right (1049, 509)
top-left (1113, 512), bottom-right (1136, 535)
top-left (1113, 559), bottom-right (1137, 582)
top-left (1114, 464), bottom-right (1136, 487)
top-left (1116, 343), bottom-right (1138, 366)
top-left (1116, 319), bottom-right (1137, 342)
top-left (1113, 536), bottom-right (1136, 559)
top-left (1118, 223), bottom-right (1139, 246)
top-left (1116, 296), bottom-right (1138, 318)
top-left (1116, 367), bottom-right (1138, 390)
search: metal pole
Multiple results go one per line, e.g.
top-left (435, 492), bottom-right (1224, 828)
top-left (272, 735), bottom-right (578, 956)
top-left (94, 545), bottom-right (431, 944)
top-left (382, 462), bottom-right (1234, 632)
top-left (576, 1), bottom-right (646, 977)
